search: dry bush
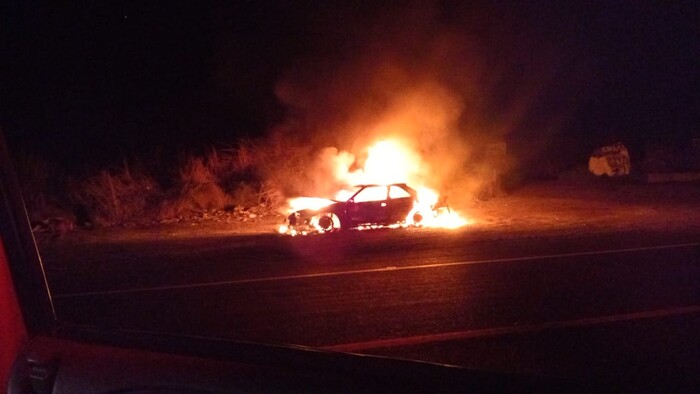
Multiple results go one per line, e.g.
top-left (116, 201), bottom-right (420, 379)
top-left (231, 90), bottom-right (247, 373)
top-left (179, 156), bottom-right (215, 185)
top-left (208, 140), bottom-right (261, 172)
top-left (70, 165), bottom-right (160, 226)
top-left (159, 182), bottom-right (231, 219)
top-left (63, 134), bottom-right (324, 224)
top-left (203, 143), bottom-right (257, 193)
top-left (227, 180), bottom-right (286, 210)
top-left (229, 182), bottom-right (259, 208)
top-left (258, 180), bottom-right (285, 209)
top-left (245, 135), bottom-right (315, 198)
top-left (203, 137), bottom-right (314, 208)
top-left (158, 155), bottom-right (234, 219)
top-left (230, 139), bottom-right (259, 173)
top-left (14, 132), bottom-right (328, 227)
top-left (204, 147), bottom-right (233, 179)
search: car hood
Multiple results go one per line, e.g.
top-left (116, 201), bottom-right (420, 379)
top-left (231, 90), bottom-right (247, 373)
top-left (293, 201), bottom-right (342, 217)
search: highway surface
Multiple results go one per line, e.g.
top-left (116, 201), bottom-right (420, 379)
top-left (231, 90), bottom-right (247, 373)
top-left (41, 227), bottom-right (700, 387)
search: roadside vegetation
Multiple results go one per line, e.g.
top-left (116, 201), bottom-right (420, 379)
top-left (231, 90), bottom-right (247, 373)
top-left (17, 137), bottom-right (316, 230)
top-left (17, 134), bottom-right (700, 235)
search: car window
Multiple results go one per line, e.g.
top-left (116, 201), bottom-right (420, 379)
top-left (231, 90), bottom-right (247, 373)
top-left (389, 186), bottom-right (411, 199)
top-left (352, 186), bottom-right (388, 203)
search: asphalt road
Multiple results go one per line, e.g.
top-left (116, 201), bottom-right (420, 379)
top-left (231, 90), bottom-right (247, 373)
top-left (41, 227), bottom-right (700, 386)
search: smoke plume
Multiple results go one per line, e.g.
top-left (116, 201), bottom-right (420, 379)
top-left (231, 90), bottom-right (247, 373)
top-left (270, 1), bottom-right (571, 205)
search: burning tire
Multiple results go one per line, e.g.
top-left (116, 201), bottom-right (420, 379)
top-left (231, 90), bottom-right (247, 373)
top-left (412, 211), bottom-right (424, 225)
top-left (312, 213), bottom-right (341, 232)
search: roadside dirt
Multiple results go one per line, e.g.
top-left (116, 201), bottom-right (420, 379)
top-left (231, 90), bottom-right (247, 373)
top-left (38, 180), bottom-right (700, 246)
top-left (463, 180), bottom-right (700, 235)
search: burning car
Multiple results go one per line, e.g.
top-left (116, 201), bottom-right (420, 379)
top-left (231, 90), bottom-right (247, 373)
top-left (284, 183), bottom-right (449, 234)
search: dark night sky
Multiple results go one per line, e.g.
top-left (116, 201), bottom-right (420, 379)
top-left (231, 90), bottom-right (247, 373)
top-left (2, 1), bottom-right (698, 169)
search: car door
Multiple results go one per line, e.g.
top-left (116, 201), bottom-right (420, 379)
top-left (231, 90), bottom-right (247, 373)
top-left (347, 186), bottom-right (389, 225)
top-left (387, 185), bottom-right (415, 223)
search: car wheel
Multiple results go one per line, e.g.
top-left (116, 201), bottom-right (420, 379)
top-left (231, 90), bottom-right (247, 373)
top-left (411, 211), bottom-right (424, 226)
top-left (314, 213), bottom-right (341, 232)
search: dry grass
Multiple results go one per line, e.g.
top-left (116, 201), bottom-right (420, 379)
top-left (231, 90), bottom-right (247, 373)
top-left (249, 135), bottom-right (315, 199)
top-left (179, 157), bottom-right (215, 185)
top-left (18, 135), bottom-right (329, 227)
top-left (69, 165), bottom-right (161, 226)
top-left (206, 137), bottom-right (314, 209)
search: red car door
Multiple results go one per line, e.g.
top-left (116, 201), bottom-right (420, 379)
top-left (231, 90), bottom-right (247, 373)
top-left (347, 186), bottom-right (389, 225)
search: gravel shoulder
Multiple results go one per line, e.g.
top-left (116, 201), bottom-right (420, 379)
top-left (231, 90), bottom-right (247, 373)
top-left (463, 180), bottom-right (700, 235)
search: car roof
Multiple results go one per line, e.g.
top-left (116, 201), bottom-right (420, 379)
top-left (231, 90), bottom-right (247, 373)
top-left (353, 183), bottom-right (409, 188)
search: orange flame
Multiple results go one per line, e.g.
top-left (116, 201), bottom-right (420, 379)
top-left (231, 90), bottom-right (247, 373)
top-left (288, 197), bottom-right (336, 212)
top-left (284, 138), bottom-right (469, 232)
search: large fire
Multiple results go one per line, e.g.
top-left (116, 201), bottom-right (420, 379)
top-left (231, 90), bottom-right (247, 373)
top-left (280, 138), bottom-right (469, 234)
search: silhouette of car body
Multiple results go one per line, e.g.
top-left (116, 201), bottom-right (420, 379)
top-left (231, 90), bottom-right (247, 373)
top-left (287, 183), bottom-right (430, 233)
